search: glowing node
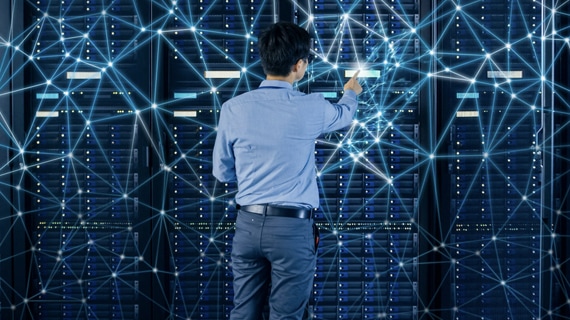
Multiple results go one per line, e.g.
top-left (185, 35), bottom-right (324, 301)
top-left (410, 28), bottom-right (416, 33)
top-left (492, 235), bottom-right (497, 241)
top-left (522, 195), bottom-right (527, 201)
top-left (14, 46), bottom-right (19, 51)
top-left (511, 93), bottom-right (516, 99)
top-left (483, 152), bottom-right (488, 158)
top-left (190, 26), bottom-right (196, 32)
top-left (241, 67), bottom-right (247, 73)
top-left (60, 37), bottom-right (65, 42)
top-left (427, 72), bottom-right (432, 78)
top-left (429, 154), bottom-right (435, 159)
top-left (65, 52), bottom-right (70, 57)
top-left (157, 29), bottom-right (163, 34)
top-left (123, 193), bottom-right (128, 199)
top-left (169, 9), bottom-right (174, 14)
top-left (456, 5), bottom-right (461, 10)
top-left (211, 87), bottom-right (217, 92)
top-left (141, 27), bottom-right (146, 32)
top-left (153, 268), bottom-right (158, 273)
top-left (102, 10), bottom-right (106, 15)
top-left (17, 211), bottom-right (22, 217)
top-left (112, 272), bottom-right (117, 278)
top-left (46, 79), bottom-right (51, 85)
top-left (135, 109), bottom-right (141, 115)
top-left (308, 14), bottom-right (314, 21)
top-left (505, 43), bottom-right (511, 49)
top-left (63, 91), bottom-right (69, 96)
top-left (429, 50), bottom-right (434, 55)
top-left (541, 76), bottom-right (546, 81)
top-left (333, 64), bottom-right (338, 69)
top-left (245, 33), bottom-right (250, 39)
top-left (470, 78), bottom-right (476, 84)
top-left (485, 53), bottom-right (491, 59)
top-left (76, 57), bottom-right (81, 62)
top-left (160, 210), bottom-right (165, 215)
top-left (152, 103), bottom-right (158, 109)
top-left (209, 196), bottom-right (215, 201)
top-left (101, 68), bottom-right (106, 72)
top-left (342, 13), bottom-right (349, 20)
top-left (83, 33), bottom-right (89, 38)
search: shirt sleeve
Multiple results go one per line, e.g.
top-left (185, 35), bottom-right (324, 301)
top-left (321, 89), bottom-right (359, 133)
top-left (212, 105), bottom-right (237, 182)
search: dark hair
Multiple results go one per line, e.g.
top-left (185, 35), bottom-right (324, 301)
top-left (258, 22), bottom-right (311, 77)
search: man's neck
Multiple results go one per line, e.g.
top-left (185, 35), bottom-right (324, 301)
top-left (266, 73), bottom-right (296, 84)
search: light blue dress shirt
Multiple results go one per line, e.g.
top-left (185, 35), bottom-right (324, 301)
top-left (212, 80), bottom-right (358, 208)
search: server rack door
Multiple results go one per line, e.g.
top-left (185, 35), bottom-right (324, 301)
top-left (436, 0), bottom-right (546, 318)
top-left (19, 1), bottom-right (154, 319)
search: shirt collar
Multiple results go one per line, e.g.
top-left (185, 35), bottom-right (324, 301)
top-left (259, 80), bottom-right (293, 90)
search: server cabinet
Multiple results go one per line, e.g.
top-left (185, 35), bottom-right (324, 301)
top-left (18, 1), bottom-right (154, 318)
top-left (437, 0), bottom-right (546, 318)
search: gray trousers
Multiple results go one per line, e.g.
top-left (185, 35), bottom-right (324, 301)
top-left (230, 210), bottom-right (317, 320)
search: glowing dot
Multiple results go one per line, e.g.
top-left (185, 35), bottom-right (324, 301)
top-left (141, 27), bottom-right (146, 32)
top-left (101, 68), bottom-right (106, 72)
top-left (152, 103), bottom-right (158, 109)
top-left (501, 280), bottom-right (506, 286)
top-left (456, 5), bottom-right (461, 10)
top-left (427, 72), bottom-right (432, 78)
top-left (153, 268), bottom-right (158, 273)
top-left (190, 26), bottom-right (196, 32)
top-left (123, 193), bottom-right (128, 199)
top-left (342, 13), bottom-right (348, 20)
top-left (483, 152), bottom-right (488, 158)
top-left (157, 29), bottom-right (163, 34)
top-left (65, 52), bottom-right (70, 57)
top-left (83, 33), bottom-right (89, 38)
top-left (245, 33), bottom-right (250, 39)
top-left (485, 53), bottom-right (491, 59)
top-left (445, 67), bottom-right (450, 72)
top-left (541, 76), bottom-right (546, 81)
top-left (46, 79), bottom-right (52, 85)
top-left (470, 78), bottom-right (476, 84)
top-left (528, 33), bottom-right (533, 39)
top-left (492, 235), bottom-right (497, 241)
top-left (112, 272), bottom-right (117, 278)
top-left (60, 37), bottom-right (65, 42)
top-left (383, 36), bottom-right (389, 42)
top-left (333, 64), bottom-right (338, 69)
top-left (76, 57), bottom-right (81, 62)
top-left (429, 154), bottom-right (435, 159)
top-left (160, 210), bottom-right (165, 215)
top-left (108, 61), bottom-right (113, 67)
top-left (211, 87), bottom-right (217, 92)
top-left (429, 50), bottom-right (434, 55)
top-left (505, 43), bottom-right (511, 49)
top-left (135, 109), bottom-right (141, 115)
top-left (242, 67), bottom-right (247, 73)
top-left (410, 28), bottom-right (416, 33)
top-left (309, 15), bottom-right (314, 21)
top-left (63, 91), bottom-right (69, 96)
top-left (169, 9), bottom-right (174, 14)
top-left (511, 93), bottom-right (516, 99)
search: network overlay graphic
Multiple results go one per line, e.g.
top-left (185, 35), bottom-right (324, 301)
top-left (0, 0), bottom-right (569, 319)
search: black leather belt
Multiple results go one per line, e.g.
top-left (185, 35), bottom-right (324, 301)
top-left (237, 204), bottom-right (313, 219)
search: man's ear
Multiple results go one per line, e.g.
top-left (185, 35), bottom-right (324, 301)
top-left (292, 59), bottom-right (304, 72)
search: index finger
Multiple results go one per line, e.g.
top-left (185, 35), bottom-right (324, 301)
top-left (351, 69), bottom-right (361, 79)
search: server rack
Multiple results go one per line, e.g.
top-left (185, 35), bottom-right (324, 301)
top-left (437, 0), bottom-right (547, 318)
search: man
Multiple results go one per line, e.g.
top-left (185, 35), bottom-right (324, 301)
top-left (213, 21), bottom-right (362, 319)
